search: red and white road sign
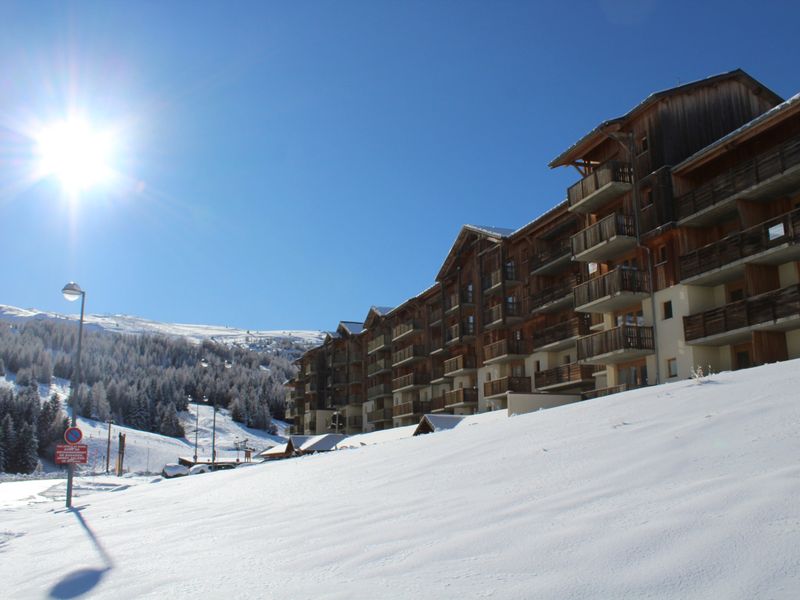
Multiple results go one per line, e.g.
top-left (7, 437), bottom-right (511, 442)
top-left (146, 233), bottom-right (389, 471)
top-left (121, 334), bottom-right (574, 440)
top-left (64, 427), bottom-right (83, 445)
top-left (55, 444), bottom-right (88, 464)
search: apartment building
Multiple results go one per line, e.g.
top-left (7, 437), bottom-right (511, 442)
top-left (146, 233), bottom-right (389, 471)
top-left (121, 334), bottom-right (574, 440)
top-left (286, 69), bottom-right (799, 436)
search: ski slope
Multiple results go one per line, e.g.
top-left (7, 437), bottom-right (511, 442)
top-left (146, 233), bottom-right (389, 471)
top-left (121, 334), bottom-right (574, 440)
top-left (1, 361), bottom-right (799, 598)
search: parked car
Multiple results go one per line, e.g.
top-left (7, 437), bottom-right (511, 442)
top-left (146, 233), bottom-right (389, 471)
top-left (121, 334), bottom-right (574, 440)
top-left (189, 464), bottom-right (211, 475)
top-left (161, 463), bottom-right (190, 478)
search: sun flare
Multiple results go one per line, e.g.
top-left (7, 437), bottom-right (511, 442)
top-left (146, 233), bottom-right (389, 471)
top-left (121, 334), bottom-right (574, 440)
top-left (35, 118), bottom-right (116, 193)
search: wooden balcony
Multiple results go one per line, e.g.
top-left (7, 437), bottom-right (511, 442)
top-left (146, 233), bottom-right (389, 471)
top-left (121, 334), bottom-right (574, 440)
top-left (483, 338), bottom-right (529, 365)
top-left (366, 407), bottom-right (393, 423)
top-left (444, 387), bottom-right (478, 408)
top-left (577, 325), bottom-right (654, 364)
top-left (367, 334), bottom-right (391, 355)
top-left (446, 289), bottom-right (475, 313)
top-left (571, 213), bottom-right (637, 262)
top-left (443, 354), bottom-right (477, 376)
top-left (367, 383), bottom-right (393, 400)
top-left (392, 372), bottom-right (431, 392)
top-left (573, 267), bottom-right (651, 314)
top-left (430, 395), bottom-right (447, 413)
top-left (327, 373), bottom-right (347, 388)
top-left (430, 337), bottom-right (445, 355)
top-left (568, 161), bottom-right (633, 214)
top-left (367, 358), bottom-right (392, 377)
top-left (430, 364), bottom-right (450, 384)
top-left (535, 363), bottom-right (596, 391)
top-left (533, 315), bottom-right (591, 351)
top-left (328, 352), bottom-right (347, 367)
top-left (446, 321), bottom-right (476, 345)
top-left (482, 265), bottom-right (522, 294)
top-left (530, 238), bottom-right (572, 275)
top-left (392, 321), bottom-right (421, 342)
top-left (393, 400), bottom-right (430, 418)
top-left (483, 299), bottom-right (523, 329)
top-left (676, 133), bottom-right (800, 226)
top-left (683, 284), bottom-right (800, 345)
top-left (429, 306), bottom-right (443, 325)
top-left (483, 376), bottom-right (532, 399)
top-left (679, 208), bottom-right (800, 286)
top-left (392, 345), bottom-right (426, 367)
top-left (529, 274), bottom-right (581, 314)
top-left (581, 384), bottom-right (628, 401)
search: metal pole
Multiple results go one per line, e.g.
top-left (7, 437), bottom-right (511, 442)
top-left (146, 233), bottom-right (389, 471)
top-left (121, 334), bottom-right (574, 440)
top-left (65, 291), bottom-right (85, 509)
top-left (193, 398), bottom-right (199, 463)
top-left (211, 398), bottom-right (217, 468)
top-left (105, 419), bottom-right (112, 474)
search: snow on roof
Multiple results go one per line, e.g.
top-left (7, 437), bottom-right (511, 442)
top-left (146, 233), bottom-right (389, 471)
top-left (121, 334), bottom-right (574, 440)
top-left (674, 90), bottom-right (800, 173)
top-left (335, 424), bottom-right (418, 449)
top-left (298, 433), bottom-right (348, 453)
top-left (415, 414), bottom-right (465, 435)
top-left (288, 435), bottom-right (313, 449)
top-left (339, 321), bottom-right (365, 335)
top-left (372, 306), bottom-right (393, 316)
top-left (258, 443), bottom-right (289, 457)
top-left (465, 224), bottom-right (515, 238)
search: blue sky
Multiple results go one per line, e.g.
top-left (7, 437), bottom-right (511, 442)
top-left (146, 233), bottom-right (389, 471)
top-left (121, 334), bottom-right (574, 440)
top-left (1, 1), bottom-right (798, 331)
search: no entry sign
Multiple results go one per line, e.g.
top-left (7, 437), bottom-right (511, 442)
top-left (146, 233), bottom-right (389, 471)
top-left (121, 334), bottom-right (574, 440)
top-left (64, 427), bottom-right (83, 445)
top-left (56, 444), bottom-right (88, 464)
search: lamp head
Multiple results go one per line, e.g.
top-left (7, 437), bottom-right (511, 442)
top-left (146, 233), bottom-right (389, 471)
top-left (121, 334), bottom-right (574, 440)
top-left (61, 282), bottom-right (84, 302)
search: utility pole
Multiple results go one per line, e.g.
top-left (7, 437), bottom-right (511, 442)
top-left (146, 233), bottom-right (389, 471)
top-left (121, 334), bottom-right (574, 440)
top-left (105, 419), bottom-right (113, 474)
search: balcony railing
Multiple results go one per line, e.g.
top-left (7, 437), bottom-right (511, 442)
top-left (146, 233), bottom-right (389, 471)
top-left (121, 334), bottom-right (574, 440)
top-left (683, 284), bottom-right (800, 342)
top-left (367, 358), bottom-right (392, 377)
top-left (367, 334), bottom-right (391, 354)
top-left (430, 396), bottom-right (447, 412)
top-left (533, 316), bottom-right (591, 350)
top-left (530, 238), bottom-right (572, 274)
top-left (483, 338), bottom-right (529, 362)
top-left (571, 213), bottom-right (636, 260)
top-left (367, 383), bottom-right (393, 400)
top-left (392, 345), bottom-right (426, 366)
top-left (444, 388), bottom-right (478, 407)
top-left (535, 363), bottom-right (596, 390)
top-left (392, 321), bottom-right (421, 341)
top-left (443, 354), bottom-right (477, 375)
top-left (482, 264), bottom-right (520, 293)
top-left (327, 373), bottom-right (347, 387)
top-left (328, 351), bottom-right (347, 367)
top-left (393, 400), bottom-right (430, 418)
top-left (446, 288), bottom-right (475, 312)
top-left (577, 325), bottom-right (654, 362)
top-left (392, 372), bottom-right (431, 391)
top-left (429, 306), bottom-right (443, 324)
top-left (366, 407), bottom-right (393, 423)
top-left (581, 384), bottom-right (628, 400)
top-left (483, 376), bottom-right (532, 397)
top-left (446, 321), bottom-right (476, 344)
top-left (568, 161), bottom-right (633, 213)
top-left (679, 208), bottom-right (800, 282)
top-left (676, 133), bottom-right (800, 223)
top-left (573, 267), bottom-right (651, 313)
top-left (529, 274), bottom-right (582, 313)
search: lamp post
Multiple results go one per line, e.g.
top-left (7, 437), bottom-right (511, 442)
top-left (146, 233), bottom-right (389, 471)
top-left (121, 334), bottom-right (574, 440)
top-left (61, 281), bottom-right (86, 509)
top-left (190, 395), bottom-right (199, 463)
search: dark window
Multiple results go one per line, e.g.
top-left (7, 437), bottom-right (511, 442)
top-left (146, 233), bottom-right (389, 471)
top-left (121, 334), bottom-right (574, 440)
top-left (730, 288), bottom-right (745, 302)
top-left (663, 301), bottom-right (673, 320)
top-left (640, 136), bottom-right (649, 153)
top-left (667, 358), bottom-right (678, 378)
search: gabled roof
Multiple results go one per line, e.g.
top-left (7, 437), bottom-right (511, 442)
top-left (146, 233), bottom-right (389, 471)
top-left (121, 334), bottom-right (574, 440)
top-left (436, 224), bottom-right (513, 281)
top-left (364, 305), bottom-right (393, 329)
top-left (297, 433), bottom-right (347, 453)
top-left (673, 91), bottom-right (800, 174)
top-left (338, 321), bottom-right (365, 336)
top-left (414, 414), bottom-right (465, 435)
top-left (549, 69), bottom-right (782, 168)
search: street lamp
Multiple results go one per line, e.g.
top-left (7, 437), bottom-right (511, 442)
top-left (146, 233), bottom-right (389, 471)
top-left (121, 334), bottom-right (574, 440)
top-left (61, 281), bottom-right (86, 509)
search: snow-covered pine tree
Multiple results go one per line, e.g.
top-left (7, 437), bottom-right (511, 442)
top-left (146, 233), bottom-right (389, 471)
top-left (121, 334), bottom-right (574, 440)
top-left (1, 414), bottom-right (16, 473)
top-left (14, 422), bottom-right (39, 473)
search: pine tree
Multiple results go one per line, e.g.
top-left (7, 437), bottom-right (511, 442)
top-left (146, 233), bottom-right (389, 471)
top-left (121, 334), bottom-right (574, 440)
top-left (1, 414), bottom-right (17, 473)
top-left (14, 422), bottom-right (39, 474)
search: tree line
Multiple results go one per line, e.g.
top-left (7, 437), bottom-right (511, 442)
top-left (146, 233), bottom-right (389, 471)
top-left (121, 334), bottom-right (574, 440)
top-left (0, 318), bottom-right (299, 441)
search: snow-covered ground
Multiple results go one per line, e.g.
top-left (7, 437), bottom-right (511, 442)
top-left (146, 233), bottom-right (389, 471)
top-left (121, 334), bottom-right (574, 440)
top-left (0, 303), bottom-right (325, 350)
top-left (2, 361), bottom-right (800, 598)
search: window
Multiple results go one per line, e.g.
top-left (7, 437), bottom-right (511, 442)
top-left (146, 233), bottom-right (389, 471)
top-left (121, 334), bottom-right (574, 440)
top-left (588, 262), bottom-right (598, 275)
top-left (639, 135), bottom-right (649, 153)
top-left (534, 360), bottom-right (541, 373)
top-left (663, 301), bottom-right (673, 320)
top-left (768, 222), bottom-right (786, 241)
top-left (657, 244), bottom-right (668, 265)
top-left (667, 358), bottom-right (678, 378)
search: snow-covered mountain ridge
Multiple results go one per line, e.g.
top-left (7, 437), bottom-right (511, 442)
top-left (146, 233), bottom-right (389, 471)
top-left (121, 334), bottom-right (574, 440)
top-left (0, 303), bottom-right (325, 354)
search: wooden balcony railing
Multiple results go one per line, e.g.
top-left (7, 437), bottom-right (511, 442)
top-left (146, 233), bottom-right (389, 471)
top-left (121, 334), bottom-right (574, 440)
top-left (567, 161), bottom-right (633, 209)
top-left (483, 338), bottom-right (529, 361)
top-left (571, 213), bottom-right (636, 257)
top-left (581, 384), bottom-right (628, 400)
top-left (574, 267), bottom-right (651, 308)
top-left (392, 321), bottom-right (420, 341)
top-left (483, 376), bottom-right (532, 397)
top-left (328, 351), bottom-right (347, 366)
top-left (429, 306), bottom-right (443, 323)
top-left (676, 133), bottom-right (800, 222)
top-left (683, 284), bottom-right (800, 342)
top-left (393, 400), bottom-right (430, 417)
top-left (482, 264), bottom-right (520, 292)
top-left (483, 299), bottom-right (523, 325)
top-left (367, 383), bottom-right (393, 400)
top-left (430, 396), bottom-right (446, 412)
top-left (367, 334), bottom-right (391, 354)
top-left (679, 208), bottom-right (800, 281)
top-left (535, 363), bottom-right (595, 389)
top-left (530, 238), bottom-right (572, 273)
top-left (443, 354), bottom-right (477, 374)
top-left (392, 372), bottom-right (431, 391)
top-left (577, 325), bottom-right (654, 361)
top-left (533, 315), bottom-right (591, 349)
top-left (446, 321), bottom-right (476, 343)
top-left (529, 274), bottom-right (582, 312)
top-left (366, 407), bottom-right (393, 422)
top-left (327, 373), bottom-right (347, 387)
top-left (444, 388), bottom-right (478, 406)
top-left (367, 358), bottom-right (391, 377)
top-left (392, 345), bottom-right (426, 366)
top-left (446, 288), bottom-right (475, 311)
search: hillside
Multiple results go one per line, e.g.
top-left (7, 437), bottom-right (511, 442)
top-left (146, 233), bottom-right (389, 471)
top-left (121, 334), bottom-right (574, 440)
top-left (1, 361), bottom-right (799, 598)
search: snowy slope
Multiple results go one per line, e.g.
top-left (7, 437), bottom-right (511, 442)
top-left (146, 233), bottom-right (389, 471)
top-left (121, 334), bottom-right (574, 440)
top-left (2, 361), bottom-right (800, 598)
top-left (0, 303), bottom-right (325, 352)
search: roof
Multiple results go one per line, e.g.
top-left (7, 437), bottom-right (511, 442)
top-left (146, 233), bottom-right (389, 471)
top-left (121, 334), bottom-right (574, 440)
top-left (465, 224), bottom-right (515, 238)
top-left (414, 414), bottom-right (465, 435)
top-left (549, 69), bottom-right (783, 168)
top-left (338, 321), bottom-right (365, 336)
top-left (673, 91), bottom-right (800, 174)
top-left (372, 306), bottom-right (393, 316)
top-left (436, 224), bottom-right (514, 281)
top-left (335, 424), bottom-right (418, 449)
top-left (258, 443), bottom-right (289, 457)
top-left (298, 433), bottom-right (348, 453)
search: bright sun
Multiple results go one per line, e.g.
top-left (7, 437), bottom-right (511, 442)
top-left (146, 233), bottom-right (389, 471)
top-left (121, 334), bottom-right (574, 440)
top-left (35, 118), bottom-right (116, 193)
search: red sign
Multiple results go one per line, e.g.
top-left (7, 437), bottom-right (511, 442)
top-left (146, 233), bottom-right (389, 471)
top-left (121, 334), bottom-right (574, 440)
top-left (64, 427), bottom-right (83, 445)
top-left (55, 444), bottom-right (88, 464)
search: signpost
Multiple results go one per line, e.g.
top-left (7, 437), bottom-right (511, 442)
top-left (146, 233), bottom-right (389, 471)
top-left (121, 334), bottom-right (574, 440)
top-left (64, 427), bottom-right (83, 445)
top-left (55, 444), bottom-right (89, 464)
